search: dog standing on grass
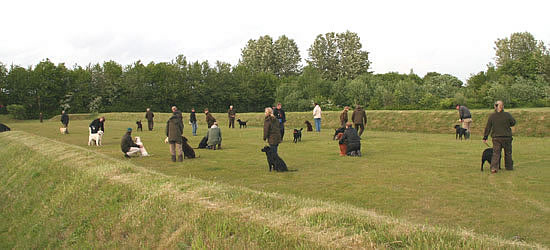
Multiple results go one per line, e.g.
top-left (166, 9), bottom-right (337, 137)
top-left (88, 127), bottom-right (104, 146)
top-left (293, 128), bottom-right (303, 143)
top-left (454, 125), bottom-right (468, 140)
top-left (136, 120), bottom-right (143, 131)
top-left (237, 119), bottom-right (248, 128)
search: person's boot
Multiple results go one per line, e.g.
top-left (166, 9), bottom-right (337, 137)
top-left (178, 155), bottom-right (183, 162)
top-left (465, 131), bottom-right (470, 140)
top-left (171, 155), bottom-right (176, 162)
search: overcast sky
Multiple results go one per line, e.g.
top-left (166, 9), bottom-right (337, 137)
top-left (1, 0), bottom-right (549, 82)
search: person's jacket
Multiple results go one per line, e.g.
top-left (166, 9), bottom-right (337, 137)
top-left (340, 127), bottom-right (361, 145)
top-left (166, 113), bottom-right (184, 143)
top-left (263, 115), bottom-right (281, 145)
top-left (352, 108), bottom-right (367, 125)
top-left (89, 118), bottom-right (104, 132)
top-left (459, 106), bottom-right (472, 119)
top-left (121, 132), bottom-right (139, 153)
top-left (61, 113), bottom-right (69, 125)
top-left (274, 108), bottom-right (286, 123)
top-left (483, 111), bottom-right (516, 140)
top-left (207, 125), bottom-right (222, 146)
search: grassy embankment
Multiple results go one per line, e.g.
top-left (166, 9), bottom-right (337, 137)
top-left (1, 131), bottom-right (545, 249)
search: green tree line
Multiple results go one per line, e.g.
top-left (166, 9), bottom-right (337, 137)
top-left (0, 31), bottom-right (548, 119)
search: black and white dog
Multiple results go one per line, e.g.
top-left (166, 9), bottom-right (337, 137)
top-left (237, 119), bottom-right (248, 128)
top-left (136, 120), bottom-right (143, 131)
top-left (261, 146), bottom-right (288, 172)
top-left (454, 125), bottom-right (468, 140)
top-left (481, 148), bottom-right (501, 171)
top-left (293, 128), bottom-right (303, 143)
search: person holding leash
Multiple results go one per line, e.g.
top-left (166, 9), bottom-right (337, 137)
top-left (456, 104), bottom-right (472, 139)
top-left (483, 100), bottom-right (516, 173)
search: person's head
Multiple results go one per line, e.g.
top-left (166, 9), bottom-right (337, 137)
top-left (100, 117), bottom-right (105, 122)
top-left (204, 108), bottom-right (209, 113)
top-left (127, 127), bottom-right (132, 134)
top-left (277, 103), bottom-right (282, 109)
top-left (345, 122), bottom-right (353, 128)
top-left (171, 106), bottom-right (177, 112)
top-left (147, 108), bottom-right (150, 111)
top-left (355, 104), bottom-right (361, 109)
top-left (191, 108), bottom-right (195, 112)
top-left (229, 105), bottom-right (233, 109)
top-left (344, 106), bottom-right (349, 111)
top-left (265, 107), bottom-right (273, 117)
top-left (213, 121), bottom-right (218, 126)
top-left (314, 102), bottom-right (318, 107)
top-left (495, 100), bottom-right (504, 112)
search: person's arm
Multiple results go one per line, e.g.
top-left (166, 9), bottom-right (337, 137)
top-left (483, 117), bottom-right (492, 141)
top-left (363, 111), bottom-right (367, 124)
top-left (282, 110), bottom-right (286, 123)
top-left (509, 113), bottom-right (516, 127)
top-left (166, 121), bottom-right (170, 137)
top-left (263, 120), bottom-right (269, 141)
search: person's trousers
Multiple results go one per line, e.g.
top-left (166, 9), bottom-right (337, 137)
top-left (269, 144), bottom-right (279, 155)
top-left (169, 142), bottom-right (183, 156)
top-left (279, 119), bottom-right (285, 139)
top-left (148, 120), bottom-right (154, 131)
top-left (191, 122), bottom-right (198, 136)
top-left (314, 118), bottom-right (321, 132)
top-left (126, 147), bottom-right (141, 157)
top-left (229, 118), bottom-right (235, 128)
top-left (354, 123), bottom-right (365, 136)
top-left (462, 118), bottom-right (472, 131)
top-left (491, 137), bottom-right (513, 171)
top-left (346, 143), bottom-right (361, 155)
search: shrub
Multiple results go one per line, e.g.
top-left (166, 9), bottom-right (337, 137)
top-left (6, 104), bottom-right (27, 119)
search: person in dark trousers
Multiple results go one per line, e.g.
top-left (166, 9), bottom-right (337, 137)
top-left (205, 108), bottom-right (216, 128)
top-left (166, 106), bottom-right (184, 162)
top-left (273, 103), bottom-right (286, 140)
top-left (339, 106), bottom-right (349, 128)
top-left (89, 117), bottom-right (105, 134)
top-left (145, 108), bottom-right (154, 131)
top-left (264, 107), bottom-right (282, 155)
top-left (340, 122), bottom-right (362, 156)
top-left (39, 112), bottom-right (43, 123)
top-left (190, 108), bottom-right (198, 136)
top-left (351, 105), bottom-right (367, 136)
top-left (207, 121), bottom-right (222, 149)
top-left (228, 105), bottom-right (236, 128)
top-left (61, 110), bottom-right (69, 133)
top-left (456, 104), bottom-right (472, 139)
top-left (483, 100), bottom-right (516, 173)
top-left (121, 128), bottom-right (142, 158)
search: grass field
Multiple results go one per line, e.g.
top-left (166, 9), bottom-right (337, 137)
top-left (1, 111), bottom-right (549, 248)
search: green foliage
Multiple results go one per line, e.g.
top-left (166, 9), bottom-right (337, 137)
top-left (6, 104), bottom-right (27, 119)
top-left (240, 35), bottom-right (301, 77)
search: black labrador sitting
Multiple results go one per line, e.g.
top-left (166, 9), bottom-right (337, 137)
top-left (293, 128), bottom-right (303, 143)
top-left (454, 125), bottom-right (467, 140)
top-left (182, 136), bottom-right (196, 158)
top-left (237, 119), bottom-right (248, 128)
top-left (333, 127), bottom-right (345, 140)
top-left (0, 123), bottom-right (10, 132)
top-left (197, 135), bottom-right (208, 149)
top-left (136, 120), bottom-right (143, 131)
top-left (481, 148), bottom-right (501, 171)
top-left (261, 146), bottom-right (288, 172)
top-left (304, 120), bottom-right (313, 132)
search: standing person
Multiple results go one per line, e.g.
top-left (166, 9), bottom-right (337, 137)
top-left (339, 106), bottom-right (350, 128)
top-left (483, 100), bottom-right (516, 173)
top-left (313, 103), bottom-right (322, 132)
top-left (340, 122), bottom-right (362, 156)
top-left (207, 121), bottom-right (222, 150)
top-left (273, 103), bottom-right (286, 140)
top-left (121, 128), bottom-right (142, 158)
top-left (166, 106), bottom-right (184, 162)
top-left (190, 108), bottom-right (198, 136)
top-left (89, 117), bottom-right (105, 134)
top-left (263, 107), bottom-right (281, 154)
top-left (61, 110), bottom-right (69, 133)
top-left (456, 104), bottom-right (472, 139)
top-left (205, 108), bottom-right (216, 128)
top-left (39, 112), bottom-right (43, 123)
top-left (351, 105), bottom-right (367, 136)
top-left (145, 108), bottom-right (154, 131)
top-left (228, 105), bottom-right (236, 129)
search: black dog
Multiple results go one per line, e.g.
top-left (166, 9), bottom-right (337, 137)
top-left (481, 148), bottom-right (501, 171)
top-left (181, 136), bottom-right (196, 158)
top-left (454, 125), bottom-right (467, 140)
top-left (0, 123), bottom-right (10, 132)
top-left (333, 127), bottom-right (346, 140)
top-left (237, 119), bottom-right (248, 128)
top-left (293, 128), bottom-right (303, 143)
top-left (261, 146), bottom-right (288, 172)
top-left (305, 120), bottom-right (313, 132)
top-left (136, 120), bottom-right (143, 131)
top-left (198, 135), bottom-right (208, 149)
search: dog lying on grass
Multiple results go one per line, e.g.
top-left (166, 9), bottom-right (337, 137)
top-left (237, 119), bottom-right (248, 128)
top-left (481, 148), bottom-right (501, 171)
top-left (454, 125), bottom-right (468, 140)
top-left (88, 129), bottom-right (104, 146)
top-left (293, 128), bottom-right (303, 143)
top-left (261, 146), bottom-right (288, 172)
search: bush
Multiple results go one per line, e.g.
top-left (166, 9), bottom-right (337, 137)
top-left (7, 104), bottom-right (27, 119)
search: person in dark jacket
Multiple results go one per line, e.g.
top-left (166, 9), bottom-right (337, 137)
top-left (166, 106), bottom-right (184, 162)
top-left (263, 107), bottom-right (282, 154)
top-left (340, 122), bottom-right (362, 156)
top-left (205, 108), bottom-right (216, 128)
top-left (121, 128), bottom-right (142, 158)
top-left (340, 106), bottom-right (349, 128)
top-left (483, 100), bottom-right (516, 173)
top-left (228, 105), bottom-right (236, 129)
top-left (351, 105), bottom-right (367, 136)
top-left (61, 110), bottom-right (69, 133)
top-left (273, 103), bottom-right (286, 140)
top-left (145, 108), bottom-right (154, 131)
top-left (39, 112), bottom-right (43, 123)
top-left (190, 108), bottom-right (197, 136)
top-left (456, 104), bottom-right (472, 139)
top-left (89, 117), bottom-right (105, 134)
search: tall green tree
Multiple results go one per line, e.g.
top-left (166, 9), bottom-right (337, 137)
top-left (494, 32), bottom-right (549, 78)
top-left (240, 35), bottom-right (302, 77)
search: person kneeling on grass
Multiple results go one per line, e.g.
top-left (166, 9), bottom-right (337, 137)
top-left (207, 122), bottom-right (222, 150)
top-left (121, 128), bottom-right (143, 158)
top-left (339, 122), bottom-right (361, 156)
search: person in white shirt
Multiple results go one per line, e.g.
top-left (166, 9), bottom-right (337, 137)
top-left (313, 103), bottom-right (322, 132)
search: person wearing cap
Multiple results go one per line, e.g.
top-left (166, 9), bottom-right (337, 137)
top-left (121, 128), bottom-right (142, 158)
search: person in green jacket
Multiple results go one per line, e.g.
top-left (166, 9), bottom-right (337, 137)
top-left (166, 106), bottom-right (184, 162)
top-left (483, 100), bottom-right (516, 173)
top-left (207, 122), bottom-right (222, 150)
